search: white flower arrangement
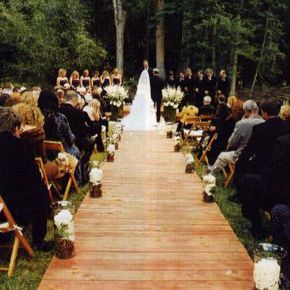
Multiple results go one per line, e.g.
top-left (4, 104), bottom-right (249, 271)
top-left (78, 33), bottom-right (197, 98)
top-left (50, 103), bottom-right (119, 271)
top-left (186, 153), bottom-right (195, 165)
top-left (174, 135), bottom-right (182, 145)
top-left (107, 144), bottom-right (116, 154)
top-left (89, 168), bottom-right (103, 185)
top-left (202, 174), bottom-right (216, 196)
top-left (162, 86), bottom-right (184, 109)
top-left (254, 258), bottom-right (280, 290)
top-left (54, 209), bottom-right (75, 241)
top-left (105, 85), bottom-right (128, 108)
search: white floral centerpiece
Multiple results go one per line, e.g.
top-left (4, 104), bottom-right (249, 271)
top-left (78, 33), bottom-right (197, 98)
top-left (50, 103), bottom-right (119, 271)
top-left (105, 85), bottom-right (128, 120)
top-left (89, 168), bottom-right (103, 198)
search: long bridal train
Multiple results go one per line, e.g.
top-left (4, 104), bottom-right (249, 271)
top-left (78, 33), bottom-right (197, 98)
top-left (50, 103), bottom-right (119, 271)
top-left (122, 70), bottom-right (157, 131)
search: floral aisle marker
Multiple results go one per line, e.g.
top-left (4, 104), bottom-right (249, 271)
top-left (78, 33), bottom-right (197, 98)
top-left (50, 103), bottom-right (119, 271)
top-left (185, 153), bottom-right (195, 173)
top-left (162, 86), bottom-right (184, 123)
top-left (89, 161), bottom-right (103, 198)
top-left (202, 174), bottom-right (216, 203)
top-left (106, 144), bottom-right (116, 162)
top-left (174, 135), bottom-right (182, 152)
top-left (105, 85), bottom-right (128, 120)
top-left (52, 201), bottom-right (75, 259)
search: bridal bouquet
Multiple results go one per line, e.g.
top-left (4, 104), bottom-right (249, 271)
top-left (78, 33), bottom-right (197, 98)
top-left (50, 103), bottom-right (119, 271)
top-left (105, 85), bottom-right (128, 108)
top-left (162, 86), bottom-right (184, 109)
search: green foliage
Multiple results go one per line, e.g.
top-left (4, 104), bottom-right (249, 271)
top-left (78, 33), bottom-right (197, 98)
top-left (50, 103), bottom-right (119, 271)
top-left (0, 0), bottom-right (107, 84)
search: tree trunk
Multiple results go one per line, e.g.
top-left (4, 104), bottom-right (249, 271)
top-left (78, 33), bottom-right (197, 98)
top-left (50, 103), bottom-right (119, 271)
top-left (250, 17), bottom-right (269, 98)
top-left (230, 51), bottom-right (238, 96)
top-left (112, 0), bottom-right (126, 73)
top-left (155, 0), bottom-right (165, 79)
top-left (212, 21), bottom-right (217, 73)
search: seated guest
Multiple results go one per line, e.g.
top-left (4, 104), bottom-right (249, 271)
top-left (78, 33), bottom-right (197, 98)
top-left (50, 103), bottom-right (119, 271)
top-left (210, 100), bottom-right (264, 173)
top-left (56, 88), bottom-right (65, 105)
top-left (59, 90), bottom-right (95, 184)
top-left (83, 99), bottom-right (105, 152)
top-left (21, 90), bottom-right (39, 107)
top-left (11, 87), bottom-right (21, 103)
top-left (0, 93), bottom-right (14, 108)
top-left (210, 94), bottom-right (230, 131)
top-left (38, 89), bottom-right (79, 158)
top-left (280, 104), bottom-right (290, 124)
top-left (198, 96), bottom-right (215, 116)
top-left (237, 133), bottom-right (290, 239)
top-left (0, 107), bottom-right (51, 250)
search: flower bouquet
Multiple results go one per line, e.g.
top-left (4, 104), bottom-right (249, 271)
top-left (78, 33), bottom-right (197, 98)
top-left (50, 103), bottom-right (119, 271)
top-left (185, 153), bottom-right (195, 173)
top-left (202, 174), bottom-right (216, 202)
top-left (105, 86), bottom-right (128, 120)
top-left (52, 201), bottom-right (75, 259)
top-left (106, 144), bottom-right (115, 162)
top-left (89, 167), bottom-right (103, 198)
top-left (162, 86), bottom-right (184, 123)
top-left (56, 152), bottom-right (78, 177)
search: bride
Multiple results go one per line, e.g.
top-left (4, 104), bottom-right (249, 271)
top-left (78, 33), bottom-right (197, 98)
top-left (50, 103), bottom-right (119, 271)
top-left (122, 60), bottom-right (157, 131)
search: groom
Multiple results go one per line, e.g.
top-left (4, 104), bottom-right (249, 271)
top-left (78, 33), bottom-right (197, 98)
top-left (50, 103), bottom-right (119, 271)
top-left (150, 68), bottom-right (165, 123)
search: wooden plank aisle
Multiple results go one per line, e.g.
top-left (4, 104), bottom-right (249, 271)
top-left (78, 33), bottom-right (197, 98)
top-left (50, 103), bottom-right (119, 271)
top-left (39, 131), bottom-right (253, 290)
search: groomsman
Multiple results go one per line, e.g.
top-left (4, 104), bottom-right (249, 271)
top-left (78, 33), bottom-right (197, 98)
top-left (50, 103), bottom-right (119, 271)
top-left (150, 68), bottom-right (165, 123)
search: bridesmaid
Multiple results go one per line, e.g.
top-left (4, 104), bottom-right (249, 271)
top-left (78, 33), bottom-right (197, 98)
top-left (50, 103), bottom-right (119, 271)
top-left (101, 70), bottom-right (112, 88)
top-left (111, 68), bottom-right (122, 86)
top-left (69, 71), bottom-right (80, 91)
top-left (80, 69), bottom-right (91, 89)
top-left (204, 68), bottom-right (217, 99)
top-left (91, 71), bottom-right (102, 88)
top-left (56, 68), bottom-right (69, 89)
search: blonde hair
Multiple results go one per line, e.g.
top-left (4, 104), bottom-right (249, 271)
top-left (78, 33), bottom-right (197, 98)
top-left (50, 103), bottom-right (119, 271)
top-left (227, 96), bottom-right (238, 109)
top-left (83, 69), bottom-right (89, 77)
top-left (13, 103), bottom-right (44, 127)
top-left (280, 105), bottom-right (290, 123)
top-left (71, 71), bottom-right (79, 79)
top-left (205, 68), bottom-right (213, 75)
top-left (102, 70), bottom-right (109, 77)
top-left (88, 99), bottom-right (101, 112)
top-left (58, 68), bottom-right (66, 78)
top-left (112, 67), bottom-right (119, 75)
top-left (21, 91), bottom-right (39, 107)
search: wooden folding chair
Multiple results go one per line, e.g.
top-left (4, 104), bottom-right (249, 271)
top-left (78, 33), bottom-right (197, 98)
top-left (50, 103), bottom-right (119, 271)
top-left (196, 133), bottom-right (218, 166)
top-left (0, 195), bottom-right (34, 277)
top-left (35, 157), bottom-right (53, 202)
top-left (44, 141), bottom-right (79, 201)
top-left (221, 162), bottom-right (236, 188)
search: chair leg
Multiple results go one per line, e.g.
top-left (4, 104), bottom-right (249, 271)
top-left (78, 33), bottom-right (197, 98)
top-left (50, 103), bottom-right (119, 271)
top-left (8, 236), bottom-right (20, 277)
top-left (63, 178), bottom-right (72, 201)
top-left (70, 172), bottom-right (79, 193)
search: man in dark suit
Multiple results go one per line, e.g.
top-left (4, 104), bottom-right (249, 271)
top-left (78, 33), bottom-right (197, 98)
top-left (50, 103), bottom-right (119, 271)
top-left (59, 90), bottom-right (94, 184)
top-left (150, 68), bottom-right (165, 123)
top-left (0, 107), bottom-right (51, 250)
top-left (233, 99), bottom-right (290, 236)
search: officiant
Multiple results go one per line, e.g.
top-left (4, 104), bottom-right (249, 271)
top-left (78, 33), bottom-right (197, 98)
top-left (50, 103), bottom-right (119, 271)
top-left (150, 68), bottom-right (165, 123)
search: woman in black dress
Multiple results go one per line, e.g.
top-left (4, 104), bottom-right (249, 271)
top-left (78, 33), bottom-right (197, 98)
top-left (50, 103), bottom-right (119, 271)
top-left (91, 71), bottom-right (102, 88)
top-left (217, 69), bottom-right (230, 99)
top-left (166, 70), bottom-right (176, 88)
top-left (101, 70), bottom-right (112, 88)
top-left (184, 68), bottom-right (195, 105)
top-left (81, 70), bottom-right (91, 89)
top-left (69, 71), bottom-right (80, 91)
top-left (56, 68), bottom-right (69, 90)
top-left (111, 68), bottom-right (122, 86)
top-left (195, 70), bottom-right (206, 108)
top-left (204, 68), bottom-right (217, 100)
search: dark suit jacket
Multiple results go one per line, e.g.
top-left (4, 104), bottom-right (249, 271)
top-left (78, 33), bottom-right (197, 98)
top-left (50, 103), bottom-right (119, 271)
top-left (59, 103), bottom-right (88, 150)
top-left (150, 75), bottom-right (165, 103)
top-left (0, 132), bottom-right (49, 213)
top-left (235, 118), bottom-right (290, 183)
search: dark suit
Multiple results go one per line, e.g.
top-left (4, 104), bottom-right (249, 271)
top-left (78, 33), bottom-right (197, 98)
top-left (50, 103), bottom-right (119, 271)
top-left (150, 75), bottom-right (165, 122)
top-left (0, 132), bottom-right (49, 245)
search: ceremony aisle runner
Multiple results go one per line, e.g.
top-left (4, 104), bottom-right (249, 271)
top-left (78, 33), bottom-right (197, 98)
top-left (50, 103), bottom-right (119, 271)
top-left (39, 131), bottom-right (253, 290)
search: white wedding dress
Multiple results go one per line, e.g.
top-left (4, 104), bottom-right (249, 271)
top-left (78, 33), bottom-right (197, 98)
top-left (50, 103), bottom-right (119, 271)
top-left (122, 69), bottom-right (157, 131)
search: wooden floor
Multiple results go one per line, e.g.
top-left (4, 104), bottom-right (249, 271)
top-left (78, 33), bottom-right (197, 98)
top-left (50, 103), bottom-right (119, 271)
top-left (39, 131), bottom-right (253, 290)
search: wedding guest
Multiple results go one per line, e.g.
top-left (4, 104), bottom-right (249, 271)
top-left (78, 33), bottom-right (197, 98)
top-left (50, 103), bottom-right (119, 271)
top-left (198, 96), bottom-right (215, 116)
top-left (21, 90), bottom-right (39, 107)
top-left (0, 107), bottom-right (51, 251)
top-left (11, 87), bottom-right (21, 103)
top-left (91, 71), bottom-right (102, 88)
top-left (211, 94), bottom-right (230, 130)
top-left (111, 68), bottom-right (122, 86)
top-left (80, 69), bottom-right (91, 89)
top-left (177, 72), bottom-right (186, 92)
top-left (280, 104), bottom-right (290, 124)
top-left (195, 70), bottom-right (206, 108)
top-left (150, 68), bottom-right (165, 123)
top-left (59, 90), bottom-right (95, 184)
top-left (56, 68), bottom-right (69, 90)
top-left (184, 68), bottom-right (195, 105)
top-left (101, 70), bottom-right (112, 88)
top-left (0, 93), bottom-right (14, 107)
top-left (204, 68), bottom-right (217, 99)
top-left (166, 70), bottom-right (176, 88)
top-left (210, 100), bottom-right (264, 174)
top-left (69, 70), bottom-right (80, 91)
top-left (56, 88), bottom-right (65, 105)
top-left (217, 69), bottom-right (230, 98)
